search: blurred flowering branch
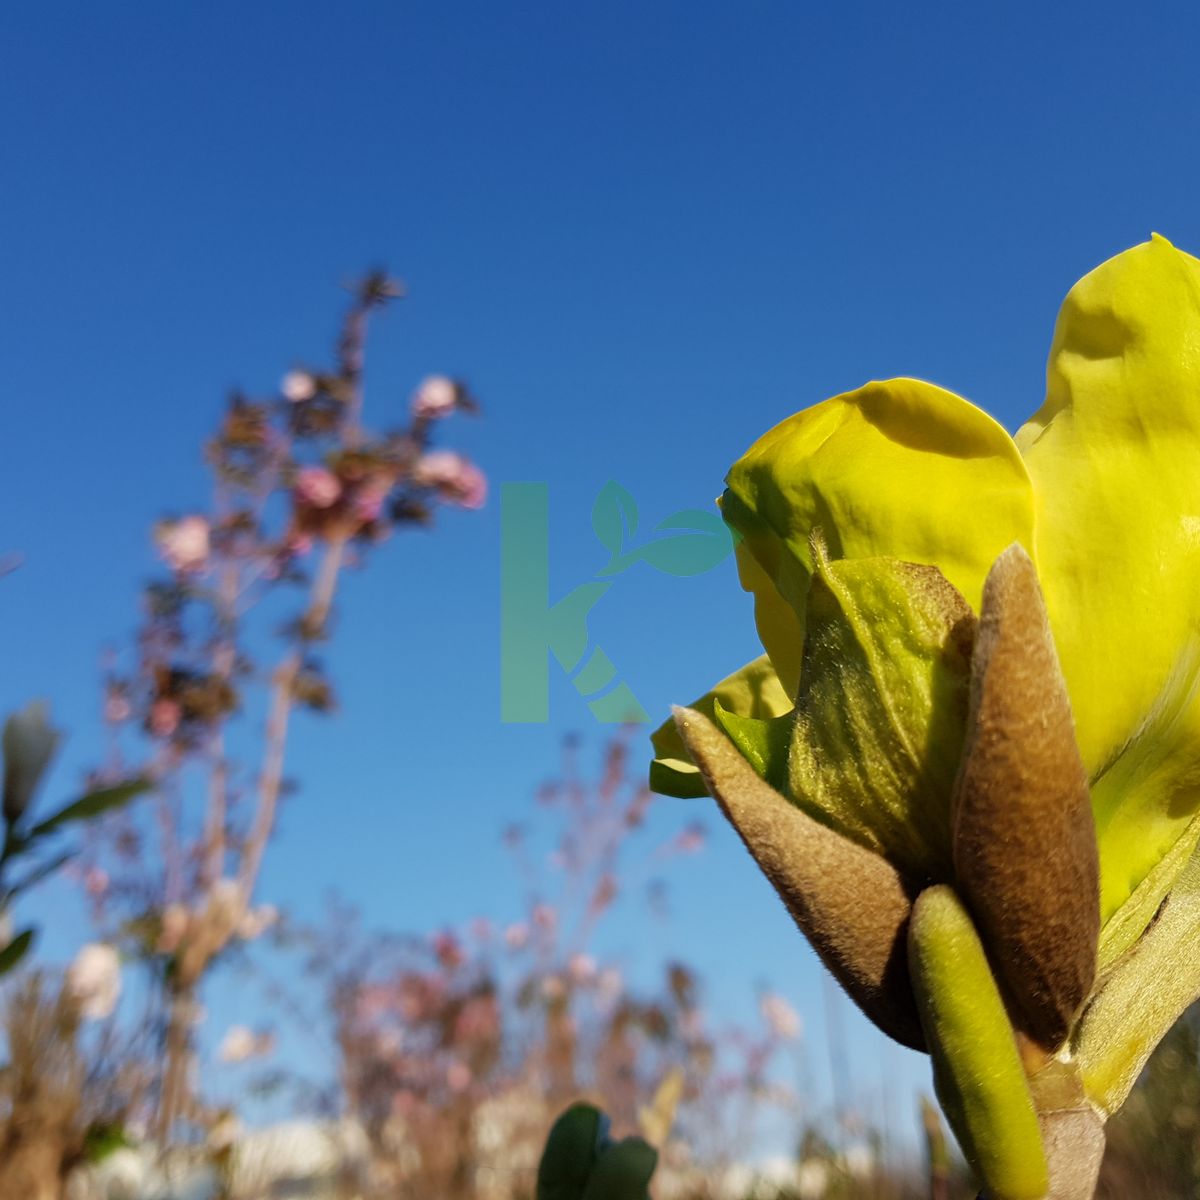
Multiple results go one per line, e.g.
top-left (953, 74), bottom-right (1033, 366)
top-left (274, 734), bottom-right (823, 1197)
top-left (74, 270), bottom-right (486, 1142)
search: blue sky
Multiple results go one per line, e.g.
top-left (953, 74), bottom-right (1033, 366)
top-left (4, 0), bottom-right (1200, 1149)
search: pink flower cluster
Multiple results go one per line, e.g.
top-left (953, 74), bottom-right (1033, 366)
top-left (156, 515), bottom-right (211, 573)
top-left (413, 451), bottom-right (487, 510)
top-left (294, 466), bottom-right (342, 509)
top-left (410, 375), bottom-right (460, 420)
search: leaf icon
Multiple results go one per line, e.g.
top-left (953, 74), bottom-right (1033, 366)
top-left (654, 509), bottom-right (727, 537)
top-left (591, 481), bottom-right (639, 560)
top-left (628, 510), bottom-right (733, 577)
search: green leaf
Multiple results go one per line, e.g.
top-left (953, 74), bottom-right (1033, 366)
top-left (82, 1122), bottom-right (132, 1163)
top-left (537, 1103), bottom-right (606, 1200)
top-left (0, 928), bottom-right (35, 976)
top-left (592, 482), bottom-right (638, 559)
top-left (26, 778), bottom-right (150, 842)
top-left (581, 1138), bottom-right (657, 1200)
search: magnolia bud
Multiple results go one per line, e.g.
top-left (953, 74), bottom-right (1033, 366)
top-left (952, 544), bottom-right (1098, 1050)
top-left (3, 701), bottom-right (60, 827)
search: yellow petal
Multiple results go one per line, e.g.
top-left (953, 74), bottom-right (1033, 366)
top-left (723, 378), bottom-right (1036, 690)
top-left (1017, 235), bottom-right (1200, 920)
top-left (649, 655), bottom-right (791, 798)
top-left (733, 540), bottom-right (805, 700)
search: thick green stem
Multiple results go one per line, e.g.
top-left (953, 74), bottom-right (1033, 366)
top-left (976, 1105), bottom-right (1105, 1200)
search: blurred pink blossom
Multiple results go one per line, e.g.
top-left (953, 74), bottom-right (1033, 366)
top-left (398, 973), bottom-right (445, 1022)
top-left (587, 874), bottom-right (617, 918)
top-left (413, 451), bottom-right (487, 509)
top-left (104, 691), bottom-right (132, 724)
top-left (568, 953), bottom-right (596, 984)
top-left (432, 930), bottom-right (464, 970)
top-left (531, 903), bottom-right (557, 934)
top-left (596, 967), bottom-right (623, 1010)
top-left (294, 466), bottom-right (342, 509)
top-left (503, 922), bottom-right (529, 950)
top-left (83, 867), bottom-right (110, 899)
top-left (374, 1028), bottom-right (403, 1059)
top-left (148, 698), bottom-right (182, 738)
top-left (157, 516), bottom-right (210, 573)
top-left (455, 994), bottom-right (499, 1042)
top-left (354, 983), bottom-right (392, 1024)
top-left (218, 1025), bottom-right (275, 1063)
top-left (352, 482), bottom-right (390, 523)
top-left (218, 1025), bottom-right (257, 1063)
top-left (281, 369), bottom-right (317, 402)
top-left (237, 904), bottom-right (279, 941)
top-left (446, 1060), bottom-right (472, 1093)
top-left (760, 992), bottom-right (802, 1042)
top-left (410, 375), bottom-right (458, 420)
top-left (67, 943), bottom-right (121, 1020)
top-left (672, 822), bottom-right (707, 855)
top-left (285, 531), bottom-right (314, 557)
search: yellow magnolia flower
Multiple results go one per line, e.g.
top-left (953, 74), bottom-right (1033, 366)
top-left (653, 234), bottom-right (1200, 932)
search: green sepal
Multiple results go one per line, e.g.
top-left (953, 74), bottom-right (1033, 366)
top-left (648, 757), bottom-right (708, 800)
top-left (788, 542), bottom-right (975, 880)
top-left (712, 697), bottom-right (792, 791)
top-left (1077, 846), bottom-right (1200, 1116)
top-left (909, 885), bottom-right (1048, 1200)
top-left (649, 655), bottom-right (791, 799)
top-left (1097, 806), bottom-right (1200, 972)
